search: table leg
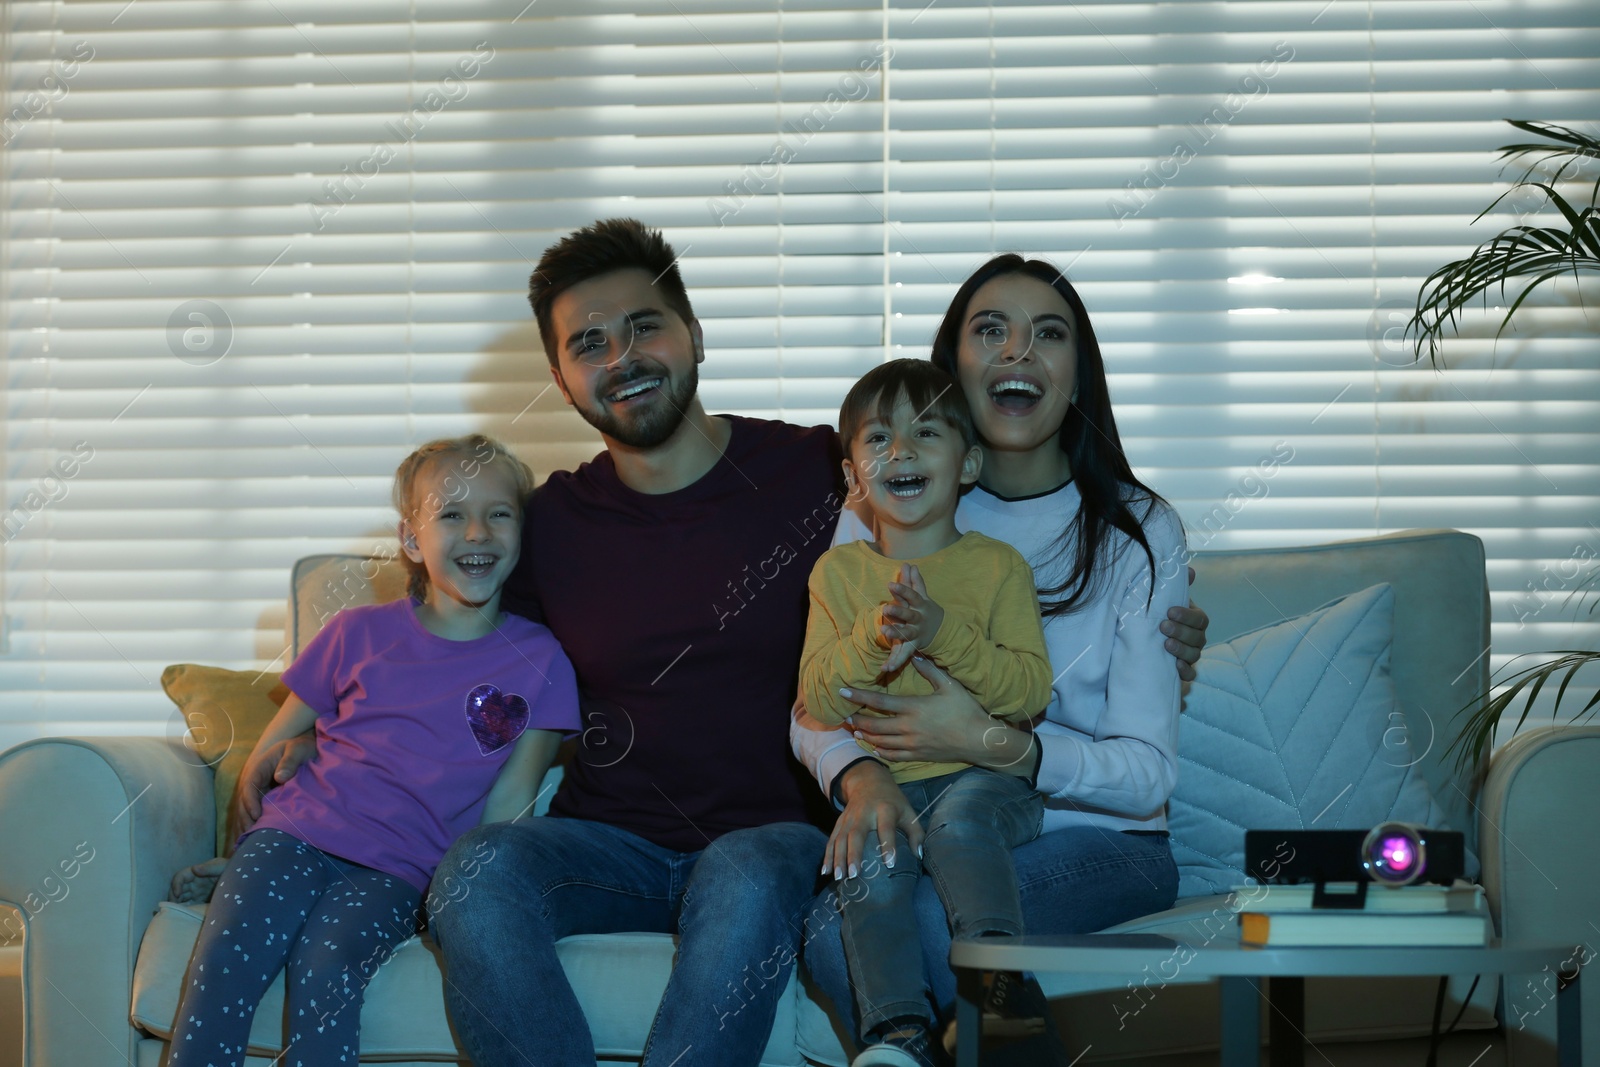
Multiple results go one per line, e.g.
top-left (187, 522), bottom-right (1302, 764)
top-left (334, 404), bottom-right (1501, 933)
top-left (1557, 966), bottom-right (1581, 1067)
top-left (1268, 976), bottom-right (1305, 1067)
top-left (1220, 976), bottom-right (1261, 1067)
top-left (955, 967), bottom-right (984, 1067)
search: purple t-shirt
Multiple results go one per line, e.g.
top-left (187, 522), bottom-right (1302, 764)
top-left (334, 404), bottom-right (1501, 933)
top-left (252, 599), bottom-right (580, 891)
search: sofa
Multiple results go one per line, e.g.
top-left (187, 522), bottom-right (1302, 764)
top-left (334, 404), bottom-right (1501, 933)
top-left (1, 528), bottom-right (1595, 1066)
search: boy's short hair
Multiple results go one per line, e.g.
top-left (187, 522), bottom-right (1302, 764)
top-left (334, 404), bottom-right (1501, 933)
top-left (838, 358), bottom-right (976, 459)
top-left (528, 218), bottom-right (696, 366)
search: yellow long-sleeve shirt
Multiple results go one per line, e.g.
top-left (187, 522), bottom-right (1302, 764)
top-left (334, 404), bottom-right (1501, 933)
top-left (798, 531), bottom-right (1053, 783)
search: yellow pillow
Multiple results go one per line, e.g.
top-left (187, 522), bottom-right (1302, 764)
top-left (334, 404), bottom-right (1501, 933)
top-left (160, 664), bottom-right (289, 857)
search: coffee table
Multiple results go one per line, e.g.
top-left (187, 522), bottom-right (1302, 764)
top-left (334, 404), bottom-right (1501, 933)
top-left (950, 933), bottom-right (1583, 1067)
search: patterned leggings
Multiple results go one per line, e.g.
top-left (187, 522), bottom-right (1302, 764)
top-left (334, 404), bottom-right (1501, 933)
top-left (166, 828), bottom-right (425, 1067)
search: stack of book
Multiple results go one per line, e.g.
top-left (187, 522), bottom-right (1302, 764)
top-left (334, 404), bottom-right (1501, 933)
top-left (1234, 881), bottom-right (1489, 947)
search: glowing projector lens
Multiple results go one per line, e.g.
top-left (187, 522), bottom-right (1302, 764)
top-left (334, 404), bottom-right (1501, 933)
top-left (1362, 822), bottom-right (1426, 885)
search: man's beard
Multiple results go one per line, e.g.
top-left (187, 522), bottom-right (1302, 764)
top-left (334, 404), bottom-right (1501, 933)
top-left (574, 361), bottom-right (699, 449)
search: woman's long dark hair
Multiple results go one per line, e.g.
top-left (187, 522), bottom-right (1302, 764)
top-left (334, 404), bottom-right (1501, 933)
top-left (931, 254), bottom-right (1168, 617)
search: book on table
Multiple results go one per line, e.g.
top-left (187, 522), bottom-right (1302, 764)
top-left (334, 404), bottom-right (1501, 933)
top-left (1233, 881), bottom-right (1491, 946)
top-left (1233, 881), bottom-right (1484, 914)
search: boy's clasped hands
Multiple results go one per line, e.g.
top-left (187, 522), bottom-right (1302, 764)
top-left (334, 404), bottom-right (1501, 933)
top-left (875, 563), bottom-right (944, 677)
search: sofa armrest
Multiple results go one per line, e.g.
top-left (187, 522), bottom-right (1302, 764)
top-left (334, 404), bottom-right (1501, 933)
top-left (1478, 725), bottom-right (1600, 1066)
top-left (0, 737), bottom-right (215, 1067)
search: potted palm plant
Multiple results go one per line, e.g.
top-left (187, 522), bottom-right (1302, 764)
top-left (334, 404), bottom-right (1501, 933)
top-left (1406, 119), bottom-right (1600, 770)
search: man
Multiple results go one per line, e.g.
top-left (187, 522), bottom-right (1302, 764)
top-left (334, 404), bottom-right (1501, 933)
top-left (428, 219), bottom-right (844, 1066)
top-left (242, 219), bottom-right (1208, 1065)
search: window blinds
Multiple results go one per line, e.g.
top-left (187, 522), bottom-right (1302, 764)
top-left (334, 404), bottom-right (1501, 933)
top-left (2, 0), bottom-right (1597, 746)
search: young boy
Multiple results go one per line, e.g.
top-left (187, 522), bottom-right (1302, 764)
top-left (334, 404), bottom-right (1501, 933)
top-left (799, 358), bottom-right (1053, 1067)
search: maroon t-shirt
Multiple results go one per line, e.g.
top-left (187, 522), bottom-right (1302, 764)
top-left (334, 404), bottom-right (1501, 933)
top-left (508, 416), bottom-right (846, 852)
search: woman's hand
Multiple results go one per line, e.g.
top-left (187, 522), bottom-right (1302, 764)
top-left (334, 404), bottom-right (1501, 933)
top-left (843, 657), bottom-right (1034, 772)
top-left (825, 760), bottom-right (923, 880)
top-left (228, 734), bottom-right (316, 842)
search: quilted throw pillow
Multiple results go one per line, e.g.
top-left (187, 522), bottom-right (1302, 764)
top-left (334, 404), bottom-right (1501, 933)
top-left (1168, 583), bottom-right (1472, 897)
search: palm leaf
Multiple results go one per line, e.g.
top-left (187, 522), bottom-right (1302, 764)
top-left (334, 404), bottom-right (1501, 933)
top-left (1448, 650), bottom-right (1600, 773)
top-left (1572, 565), bottom-right (1600, 615)
top-left (1497, 120), bottom-right (1600, 197)
top-left (1408, 121), bottom-right (1600, 366)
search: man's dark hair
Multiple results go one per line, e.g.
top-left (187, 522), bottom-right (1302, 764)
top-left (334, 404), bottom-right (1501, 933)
top-left (838, 358), bottom-right (977, 459)
top-left (528, 218), bottom-right (696, 366)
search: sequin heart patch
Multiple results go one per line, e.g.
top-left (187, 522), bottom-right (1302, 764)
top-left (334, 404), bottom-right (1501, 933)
top-left (465, 683), bottom-right (530, 756)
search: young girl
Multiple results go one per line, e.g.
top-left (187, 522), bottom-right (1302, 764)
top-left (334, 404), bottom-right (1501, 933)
top-left (164, 434), bottom-right (579, 1067)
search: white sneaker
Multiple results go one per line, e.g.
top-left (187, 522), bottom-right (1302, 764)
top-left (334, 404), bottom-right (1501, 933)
top-left (852, 1023), bottom-right (939, 1067)
top-left (852, 1045), bottom-right (923, 1067)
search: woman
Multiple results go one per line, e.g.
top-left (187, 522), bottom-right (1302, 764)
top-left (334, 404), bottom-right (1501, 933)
top-left (793, 253), bottom-right (1198, 1060)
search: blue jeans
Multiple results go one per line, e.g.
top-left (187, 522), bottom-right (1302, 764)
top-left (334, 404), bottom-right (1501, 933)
top-left (429, 817), bottom-right (827, 1067)
top-left (839, 768), bottom-right (1042, 1033)
top-left (805, 824), bottom-right (1178, 1039)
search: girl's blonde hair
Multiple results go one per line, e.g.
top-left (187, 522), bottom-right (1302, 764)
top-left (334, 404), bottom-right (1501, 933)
top-left (391, 434), bottom-right (536, 601)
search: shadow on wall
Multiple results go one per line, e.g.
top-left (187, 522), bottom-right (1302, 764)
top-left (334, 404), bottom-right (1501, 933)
top-left (471, 320), bottom-right (604, 479)
top-left (250, 319), bottom-right (603, 658)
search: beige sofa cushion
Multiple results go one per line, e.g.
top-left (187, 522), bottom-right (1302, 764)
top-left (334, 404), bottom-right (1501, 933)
top-left (132, 901), bottom-right (834, 1065)
top-left (134, 1042), bottom-right (452, 1067)
top-left (133, 903), bottom-right (459, 1058)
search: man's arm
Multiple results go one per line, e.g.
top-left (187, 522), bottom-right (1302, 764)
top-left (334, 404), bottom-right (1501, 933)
top-left (231, 609), bottom-right (344, 841)
top-left (1162, 567), bottom-right (1209, 683)
top-left (229, 730), bottom-right (316, 844)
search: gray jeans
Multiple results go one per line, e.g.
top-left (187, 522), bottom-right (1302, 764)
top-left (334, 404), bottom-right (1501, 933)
top-left (838, 766), bottom-right (1044, 1034)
